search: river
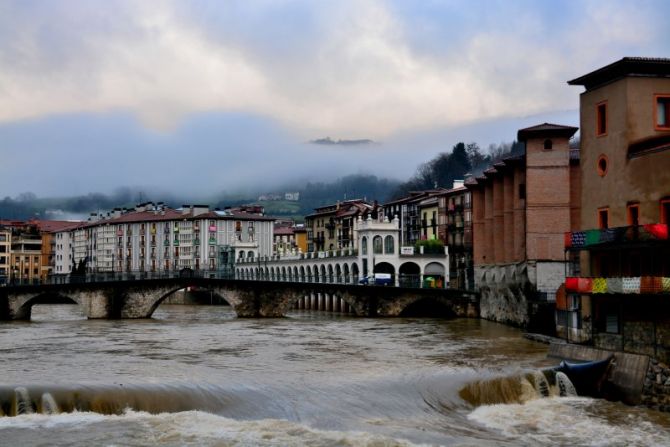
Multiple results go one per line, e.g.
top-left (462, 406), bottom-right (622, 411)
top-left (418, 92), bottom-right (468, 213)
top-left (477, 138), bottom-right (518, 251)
top-left (0, 304), bottom-right (669, 446)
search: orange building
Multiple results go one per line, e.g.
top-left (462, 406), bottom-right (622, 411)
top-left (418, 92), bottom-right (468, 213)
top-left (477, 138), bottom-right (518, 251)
top-left (562, 58), bottom-right (670, 359)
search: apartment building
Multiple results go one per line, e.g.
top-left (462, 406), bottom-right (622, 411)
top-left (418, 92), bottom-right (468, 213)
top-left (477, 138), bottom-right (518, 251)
top-left (0, 227), bottom-right (10, 284)
top-left (382, 190), bottom-right (446, 248)
top-left (436, 181), bottom-right (473, 290)
top-left (10, 228), bottom-right (43, 283)
top-left (562, 58), bottom-right (670, 359)
top-left (305, 200), bottom-right (375, 252)
top-left (52, 203), bottom-right (275, 275)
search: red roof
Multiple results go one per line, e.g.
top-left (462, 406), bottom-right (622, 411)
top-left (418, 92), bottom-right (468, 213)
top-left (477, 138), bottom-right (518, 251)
top-left (32, 220), bottom-right (84, 233)
top-left (273, 226), bottom-right (295, 236)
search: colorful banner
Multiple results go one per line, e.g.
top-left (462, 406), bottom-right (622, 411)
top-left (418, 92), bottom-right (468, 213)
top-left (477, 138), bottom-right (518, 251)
top-left (565, 276), bottom-right (670, 295)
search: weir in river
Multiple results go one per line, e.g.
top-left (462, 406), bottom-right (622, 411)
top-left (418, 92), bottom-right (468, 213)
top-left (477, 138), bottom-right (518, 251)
top-left (1, 304), bottom-right (668, 446)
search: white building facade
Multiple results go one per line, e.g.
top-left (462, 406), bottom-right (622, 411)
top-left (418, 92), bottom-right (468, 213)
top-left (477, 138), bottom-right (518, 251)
top-left (52, 203), bottom-right (274, 275)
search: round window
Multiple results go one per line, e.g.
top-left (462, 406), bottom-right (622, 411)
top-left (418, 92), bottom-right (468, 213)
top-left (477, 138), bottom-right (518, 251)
top-left (597, 154), bottom-right (608, 177)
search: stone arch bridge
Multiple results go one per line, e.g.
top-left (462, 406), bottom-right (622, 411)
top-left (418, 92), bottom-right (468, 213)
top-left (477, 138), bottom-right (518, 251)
top-left (0, 278), bottom-right (479, 321)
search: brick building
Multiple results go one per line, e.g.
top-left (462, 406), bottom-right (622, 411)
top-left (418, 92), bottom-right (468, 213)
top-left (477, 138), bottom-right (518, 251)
top-left (467, 123), bottom-right (580, 329)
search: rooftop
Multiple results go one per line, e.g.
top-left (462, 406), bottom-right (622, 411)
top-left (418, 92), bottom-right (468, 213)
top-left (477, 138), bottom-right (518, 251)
top-left (517, 123), bottom-right (578, 142)
top-left (568, 57), bottom-right (670, 91)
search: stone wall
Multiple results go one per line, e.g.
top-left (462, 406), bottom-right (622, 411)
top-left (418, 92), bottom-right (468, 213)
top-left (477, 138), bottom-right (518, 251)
top-left (593, 320), bottom-right (670, 365)
top-left (475, 260), bottom-right (557, 333)
top-left (641, 358), bottom-right (670, 412)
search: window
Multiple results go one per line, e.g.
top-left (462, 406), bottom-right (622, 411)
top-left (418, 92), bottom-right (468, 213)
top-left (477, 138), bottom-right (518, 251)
top-left (384, 235), bottom-right (395, 254)
top-left (661, 198), bottom-right (670, 224)
top-left (656, 95), bottom-right (670, 130)
top-left (627, 203), bottom-right (640, 226)
top-left (596, 154), bottom-right (608, 177)
top-left (361, 236), bottom-right (368, 255)
top-left (518, 184), bottom-right (526, 200)
top-left (598, 207), bottom-right (609, 229)
top-left (543, 139), bottom-right (553, 150)
top-left (596, 101), bottom-right (607, 136)
top-left (373, 236), bottom-right (383, 254)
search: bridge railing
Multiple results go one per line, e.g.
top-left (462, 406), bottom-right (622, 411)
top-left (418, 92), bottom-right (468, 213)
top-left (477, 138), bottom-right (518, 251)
top-left (4, 270), bottom-right (451, 291)
top-left (5, 269), bottom-right (236, 287)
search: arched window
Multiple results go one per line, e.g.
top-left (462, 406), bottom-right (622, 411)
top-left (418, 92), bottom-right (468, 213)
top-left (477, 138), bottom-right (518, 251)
top-left (361, 236), bottom-right (368, 255)
top-left (373, 236), bottom-right (383, 254)
top-left (384, 235), bottom-right (395, 254)
top-left (247, 251), bottom-right (254, 259)
top-left (543, 139), bottom-right (553, 150)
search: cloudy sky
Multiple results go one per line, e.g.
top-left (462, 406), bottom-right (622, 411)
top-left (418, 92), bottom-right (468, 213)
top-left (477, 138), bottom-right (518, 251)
top-left (1, 0), bottom-right (668, 198)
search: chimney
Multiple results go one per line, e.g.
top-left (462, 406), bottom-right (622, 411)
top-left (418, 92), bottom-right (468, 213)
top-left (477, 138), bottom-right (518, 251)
top-left (452, 179), bottom-right (465, 189)
top-left (182, 205), bottom-right (191, 215)
top-left (192, 205), bottom-right (210, 217)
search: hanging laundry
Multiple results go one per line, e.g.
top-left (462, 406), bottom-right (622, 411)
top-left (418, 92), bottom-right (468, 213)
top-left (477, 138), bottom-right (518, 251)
top-left (565, 277), bottom-right (579, 293)
top-left (564, 232), bottom-right (572, 248)
top-left (585, 229), bottom-right (601, 246)
top-left (571, 231), bottom-right (586, 247)
top-left (592, 278), bottom-right (607, 293)
top-left (640, 276), bottom-right (663, 294)
top-left (577, 278), bottom-right (593, 293)
top-left (643, 224), bottom-right (669, 240)
top-left (663, 277), bottom-right (670, 293)
top-left (622, 277), bottom-right (641, 294)
top-left (607, 277), bottom-right (624, 294)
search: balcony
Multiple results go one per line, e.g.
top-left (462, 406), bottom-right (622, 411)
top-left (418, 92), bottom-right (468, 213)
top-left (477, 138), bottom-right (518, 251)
top-left (565, 224), bottom-right (668, 250)
top-left (194, 238), bottom-right (200, 245)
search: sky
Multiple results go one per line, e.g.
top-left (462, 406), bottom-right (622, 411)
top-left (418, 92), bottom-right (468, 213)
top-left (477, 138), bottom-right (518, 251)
top-left (1, 0), bottom-right (668, 199)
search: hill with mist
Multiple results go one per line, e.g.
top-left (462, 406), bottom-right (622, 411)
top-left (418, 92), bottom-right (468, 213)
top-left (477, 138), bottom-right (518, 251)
top-left (0, 140), bottom-right (533, 221)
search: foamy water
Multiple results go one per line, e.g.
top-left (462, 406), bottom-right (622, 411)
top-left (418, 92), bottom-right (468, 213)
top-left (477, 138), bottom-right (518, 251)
top-left (0, 304), bottom-right (668, 446)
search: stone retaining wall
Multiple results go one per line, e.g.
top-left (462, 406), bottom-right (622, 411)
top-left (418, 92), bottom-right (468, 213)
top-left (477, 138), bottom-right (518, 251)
top-left (641, 358), bottom-right (670, 412)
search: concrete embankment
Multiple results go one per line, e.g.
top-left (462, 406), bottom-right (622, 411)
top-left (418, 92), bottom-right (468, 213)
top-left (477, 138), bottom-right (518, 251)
top-left (547, 342), bottom-right (649, 406)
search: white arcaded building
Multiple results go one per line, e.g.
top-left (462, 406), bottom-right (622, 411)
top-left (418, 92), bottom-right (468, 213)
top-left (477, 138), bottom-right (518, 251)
top-left (236, 215), bottom-right (450, 288)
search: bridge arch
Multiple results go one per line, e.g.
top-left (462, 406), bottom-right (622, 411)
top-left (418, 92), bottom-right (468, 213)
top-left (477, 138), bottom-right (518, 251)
top-left (327, 264), bottom-right (334, 283)
top-left (335, 264), bottom-right (342, 283)
top-left (299, 266), bottom-right (305, 282)
top-left (398, 296), bottom-right (457, 318)
top-left (319, 265), bottom-right (326, 282)
top-left (11, 292), bottom-right (84, 320)
top-left (343, 263), bottom-right (350, 283)
top-left (293, 266), bottom-right (299, 282)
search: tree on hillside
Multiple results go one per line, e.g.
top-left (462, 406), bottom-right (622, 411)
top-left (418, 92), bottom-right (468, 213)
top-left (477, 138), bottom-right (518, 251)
top-left (392, 140), bottom-right (524, 199)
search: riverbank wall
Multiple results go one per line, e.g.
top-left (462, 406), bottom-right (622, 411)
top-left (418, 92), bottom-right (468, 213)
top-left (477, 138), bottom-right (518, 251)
top-left (475, 261), bottom-right (560, 334)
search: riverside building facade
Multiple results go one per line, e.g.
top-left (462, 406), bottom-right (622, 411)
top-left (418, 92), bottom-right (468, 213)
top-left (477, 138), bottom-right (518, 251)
top-left (562, 58), bottom-right (670, 361)
top-left (466, 123), bottom-right (580, 330)
top-left (52, 203), bottom-right (274, 276)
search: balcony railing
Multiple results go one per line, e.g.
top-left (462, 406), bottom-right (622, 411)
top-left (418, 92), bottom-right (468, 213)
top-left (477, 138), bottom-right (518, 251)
top-left (565, 224), bottom-right (668, 249)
